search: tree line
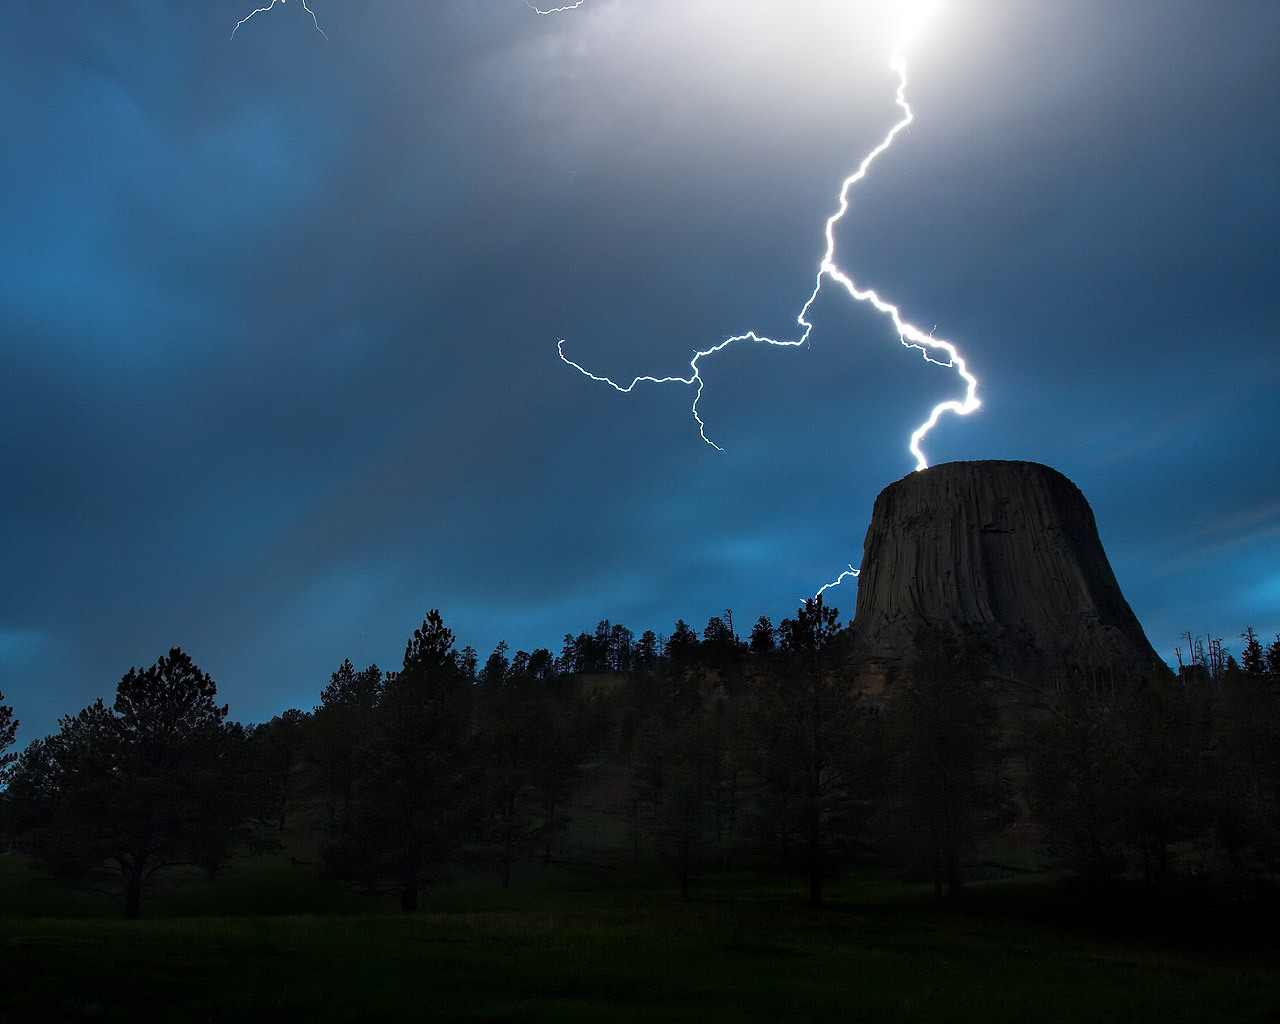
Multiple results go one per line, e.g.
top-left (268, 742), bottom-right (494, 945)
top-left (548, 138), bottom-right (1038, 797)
top-left (1, 611), bottom-right (1278, 918)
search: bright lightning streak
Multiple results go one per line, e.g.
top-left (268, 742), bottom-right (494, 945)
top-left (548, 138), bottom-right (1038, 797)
top-left (232, 0), bottom-right (328, 41)
top-left (523, 0), bottom-right (587, 12)
top-left (557, 11), bottom-right (979, 473)
top-left (816, 565), bottom-right (860, 600)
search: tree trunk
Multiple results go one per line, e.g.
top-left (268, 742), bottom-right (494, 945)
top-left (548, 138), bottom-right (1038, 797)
top-left (400, 847), bottom-right (422, 912)
top-left (631, 798), bottom-right (641, 862)
top-left (123, 862), bottom-right (145, 920)
top-left (933, 836), bottom-right (944, 901)
top-left (542, 795), bottom-right (556, 867)
top-left (945, 820), bottom-right (963, 903)
top-left (808, 826), bottom-right (823, 908)
top-left (946, 851), bottom-right (963, 903)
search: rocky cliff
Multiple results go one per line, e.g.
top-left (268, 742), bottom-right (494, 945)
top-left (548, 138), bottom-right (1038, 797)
top-left (849, 460), bottom-right (1164, 689)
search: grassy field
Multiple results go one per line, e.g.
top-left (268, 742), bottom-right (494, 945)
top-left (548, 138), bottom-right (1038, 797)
top-left (2, 856), bottom-right (1277, 1024)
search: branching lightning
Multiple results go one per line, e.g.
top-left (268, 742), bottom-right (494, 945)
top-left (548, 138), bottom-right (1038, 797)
top-left (232, 1), bottom-right (583, 40)
top-left (522, 1), bottom-right (588, 13)
top-left (232, 0), bottom-right (328, 41)
top-left (557, 11), bottom-right (980, 473)
top-left (227, 0), bottom-right (966, 602)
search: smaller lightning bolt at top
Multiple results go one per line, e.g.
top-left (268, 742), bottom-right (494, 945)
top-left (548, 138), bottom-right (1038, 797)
top-left (523, 1), bottom-right (588, 12)
top-left (232, 0), bottom-right (328, 42)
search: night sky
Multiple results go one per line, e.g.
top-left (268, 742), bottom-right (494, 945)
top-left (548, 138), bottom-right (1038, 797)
top-left (2, 0), bottom-right (1276, 744)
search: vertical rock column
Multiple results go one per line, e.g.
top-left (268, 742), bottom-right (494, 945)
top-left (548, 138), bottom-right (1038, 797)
top-left (849, 460), bottom-right (1163, 685)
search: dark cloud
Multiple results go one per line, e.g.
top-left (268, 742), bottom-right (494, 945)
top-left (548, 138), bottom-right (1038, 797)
top-left (2, 0), bottom-right (1276, 740)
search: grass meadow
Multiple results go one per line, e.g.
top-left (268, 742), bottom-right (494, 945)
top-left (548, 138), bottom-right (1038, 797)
top-left (2, 849), bottom-right (1277, 1023)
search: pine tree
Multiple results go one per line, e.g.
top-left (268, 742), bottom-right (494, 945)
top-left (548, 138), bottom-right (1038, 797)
top-left (748, 598), bottom-right (867, 907)
top-left (889, 628), bottom-right (1002, 902)
top-left (322, 611), bottom-right (482, 911)
top-left (12, 650), bottom-right (250, 917)
top-left (0, 687), bottom-right (17, 784)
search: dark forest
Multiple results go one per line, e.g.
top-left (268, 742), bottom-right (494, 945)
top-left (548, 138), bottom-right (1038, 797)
top-left (3, 605), bottom-right (1280, 1020)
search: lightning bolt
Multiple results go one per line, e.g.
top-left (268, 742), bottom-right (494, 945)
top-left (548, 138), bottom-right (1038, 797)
top-left (523, 1), bottom-right (588, 12)
top-left (232, 0), bottom-right (328, 41)
top-left (816, 565), bottom-right (860, 600)
top-left (232, 0), bottom-right (581, 42)
top-left (557, 11), bottom-right (979, 473)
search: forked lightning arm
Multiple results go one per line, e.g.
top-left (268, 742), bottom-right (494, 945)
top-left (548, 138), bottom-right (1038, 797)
top-left (557, 24), bottom-right (980, 473)
top-left (523, 1), bottom-right (588, 12)
top-left (817, 565), bottom-right (860, 599)
top-left (231, 0), bottom-right (328, 41)
top-left (232, 0), bottom-right (584, 39)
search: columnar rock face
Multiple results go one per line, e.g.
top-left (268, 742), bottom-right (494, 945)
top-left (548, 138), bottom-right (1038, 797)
top-left (849, 460), bottom-right (1164, 687)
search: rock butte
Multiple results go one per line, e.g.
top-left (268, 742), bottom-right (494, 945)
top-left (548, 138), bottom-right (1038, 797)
top-left (849, 460), bottom-right (1165, 694)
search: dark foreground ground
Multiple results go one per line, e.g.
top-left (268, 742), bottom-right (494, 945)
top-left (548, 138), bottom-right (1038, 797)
top-left (1, 856), bottom-right (1277, 1024)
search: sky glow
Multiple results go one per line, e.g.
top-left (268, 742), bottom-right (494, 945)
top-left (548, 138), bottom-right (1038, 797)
top-left (0, 1), bottom-right (1275, 742)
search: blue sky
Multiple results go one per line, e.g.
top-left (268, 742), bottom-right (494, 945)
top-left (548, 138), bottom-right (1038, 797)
top-left (2, 0), bottom-right (1276, 741)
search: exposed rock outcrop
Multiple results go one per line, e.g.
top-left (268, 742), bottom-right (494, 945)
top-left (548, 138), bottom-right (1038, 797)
top-left (849, 460), bottom-right (1164, 690)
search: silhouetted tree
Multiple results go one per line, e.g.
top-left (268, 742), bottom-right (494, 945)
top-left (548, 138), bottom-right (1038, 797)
top-left (13, 649), bottom-right (247, 917)
top-left (665, 620), bottom-right (699, 671)
top-left (608, 623), bottom-right (635, 674)
top-left (701, 614), bottom-right (745, 690)
top-left (3, 737), bottom-right (56, 848)
top-left (749, 616), bottom-right (776, 655)
top-left (557, 622), bottom-right (626, 676)
top-left (634, 630), bottom-right (660, 672)
top-left (484, 649), bottom-right (584, 883)
top-left (1, 690), bottom-right (22, 845)
top-left (0, 687), bottom-right (16, 784)
top-left (1204, 658), bottom-right (1280, 897)
top-left (306, 660), bottom-right (382, 818)
top-left (559, 628), bottom-right (611, 675)
top-left (457, 644), bottom-right (478, 682)
top-left (495, 647), bottom-right (579, 864)
top-left (703, 699), bottom-right (745, 868)
top-left (1114, 675), bottom-right (1206, 895)
top-left (1266, 635), bottom-right (1280, 682)
top-left (322, 611), bottom-right (481, 911)
top-left (512, 647), bottom-right (556, 681)
top-left (534, 678), bottom-right (582, 866)
top-left (629, 694), bottom-right (742, 897)
top-left (657, 715), bottom-right (717, 898)
top-left (250, 709), bottom-right (308, 831)
top-left (628, 715), bottom-right (666, 862)
top-left (888, 628), bottom-right (1002, 902)
top-left (1240, 627), bottom-right (1265, 678)
top-left (748, 598), bottom-right (867, 908)
top-left (1031, 683), bottom-right (1129, 886)
top-left (480, 641), bottom-right (510, 687)
top-left (663, 620), bottom-right (703, 714)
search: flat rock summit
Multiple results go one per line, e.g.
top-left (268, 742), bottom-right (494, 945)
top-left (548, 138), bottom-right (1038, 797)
top-left (849, 460), bottom-right (1164, 689)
